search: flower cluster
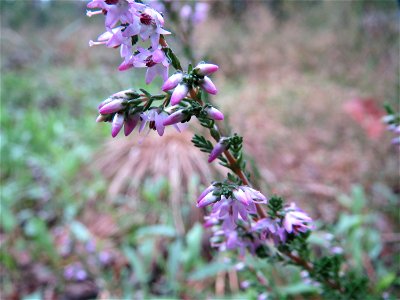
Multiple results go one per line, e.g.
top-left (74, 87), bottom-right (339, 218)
top-left (87, 0), bottom-right (171, 83)
top-left (197, 183), bottom-right (314, 255)
top-left (88, 2), bottom-right (222, 138)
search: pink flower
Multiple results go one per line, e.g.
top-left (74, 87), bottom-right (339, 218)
top-left (111, 113), bottom-right (124, 137)
top-left (99, 99), bottom-right (124, 114)
top-left (144, 48), bottom-right (170, 84)
top-left (197, 185), bottom-right (218, 208)
top-left (138, 7), bottom-right (171, 49)
top-left (87, 0), bottom-right (136, 29)
top-left (193, 63), bottom-right (218, 76)
top-left (170, 84), bottom-right (189, 105)
top-left (139, 108), bottom-right (182, 136)
top-left (89, 27), bottom-right (133, 59)
top-left (200, 76), bottom-right (217, 95)
top-left (163, 110), bottom-right (187, 126)
top-left (205, 107), bottom-right (224, 121)
top-left (208, 139), bottom-right (228, 163)
top-left (162, 72), bottom-right (184, 91)
top-left (283, 203), bottom-right (314, 234)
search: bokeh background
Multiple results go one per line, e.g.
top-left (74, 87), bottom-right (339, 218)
top-left (1, 0), bottom-right (399, 299)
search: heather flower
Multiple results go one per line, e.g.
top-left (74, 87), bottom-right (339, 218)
top-left (208, 139), bottom-right (228, 163)
top-left (140, 108), bottom-right (182, 136)
top-left (212, 195), bottom-right (257, 229)
top-left (111, 113), bottom-right (124, 137)
top-left (193, 63), bottom-right (219, 76)
top-left (162, 72), bottom-right (184, 91)
top-left (252, 217), bottom-right (286, 244)
top-left (239, 186), bottom-right (268, 203)
top-left (89, 27), bottom-right (133, 59)
top-left (87, 0), bottom-right (136, 29)
top-left (170, 83), bottom-right (189, 105)
top-left (283, 203), bottom-right (314, 234)
top-left (144, 48), bottom-right (170, 84)
top-left (124, 113), bottom-right (140, 136)
top-left (163, 109), bottom-right (188, 126)
top-left (199, 76), bottom-right (217, 95)
top-left (197, 184), bottom-right (218, 208)
top-left (99, 99), bottom-right (124, 114)
top-left (205, 107), bottom-right (224, 121)
top-left (138, 7), bottom-right (171, 49)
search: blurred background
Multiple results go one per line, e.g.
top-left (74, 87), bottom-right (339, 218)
top-left (1, 0), bottom-right (399, 299)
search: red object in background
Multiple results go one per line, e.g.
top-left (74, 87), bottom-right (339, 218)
top-left (343, 98), bottom-right (386, 139)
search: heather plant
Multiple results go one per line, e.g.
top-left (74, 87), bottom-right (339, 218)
top-left (85, 1), bottom-right (392, 299)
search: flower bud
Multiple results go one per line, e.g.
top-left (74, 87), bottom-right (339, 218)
top-left (112, 89), bottom-right (140, 100)
top-left (111, 113), bottom-right (124, 137)
top-left (124, 114), bottom-right (140, 136)
top-left (99, 99), bottom-right (124, 114)
top-left (98, 97), bottom-right (113, 110)
top-left (171, 83), bottom-right (189, 105)
top-left (205, 107), bottom-right (224, 120)
top-left (208, 140), bottom-right (228, 163)
top-left (200, 76), bottom-right (217, 95)
top-left (162, 73), bottom-right (183, 91)
top-left (163, 110), bottom-right (186, 126)
top-left (197, 184), bottom-right (215, 203)
top-left (197, 191), bottom-right (218, 208)
top-left (194, 63), bottom-right (219, 76)
top-left (96, 114), bottom-right (108, 122)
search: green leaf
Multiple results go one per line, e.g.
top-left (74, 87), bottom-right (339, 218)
top-left (350, 185), bottom-right (366, 214)
top-left (122, 244), bottom-right (148, 284)
top-left (70, 221), bottom-right (91, 242)
top-left (167, 239), bottom-right (183, 293)
top-left (135, 225), bottom-right (176, 239)
top-left (280, 282), bottom-right (319, 295)
top-left (189, 261), bottom-right (233, 281)
top-left (183, 223), bottom-right (203, 269)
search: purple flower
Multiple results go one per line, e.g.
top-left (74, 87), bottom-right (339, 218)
top-left (197, 185), bottom-right (218, 208)
top-left (212, 196), bottom-right (257, 230)
top-left (240, 186), bottom-right (268, 203)
top-left (252, 218), bottom-right (286, 244)
top-left (111, 113), bottom-right (124, 137)
top-left (145, 51), bottom-right (170, 84)
top-left (63, 263), bottom-right (87, 282)
top-left (124, 113), bottom-right (140, 136)
top-left (208, 139), bottom-right (228, 163)
top-left (283, 203), bottom-right (314, 234)
top-left (205, 107), bottom-right (224, 121)
top-left (193, 63), bottom-right (219, 76)
top-left (170, 83), bottom-right (189, 105)
top-left (200, 76), bottom-right (217, 95)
